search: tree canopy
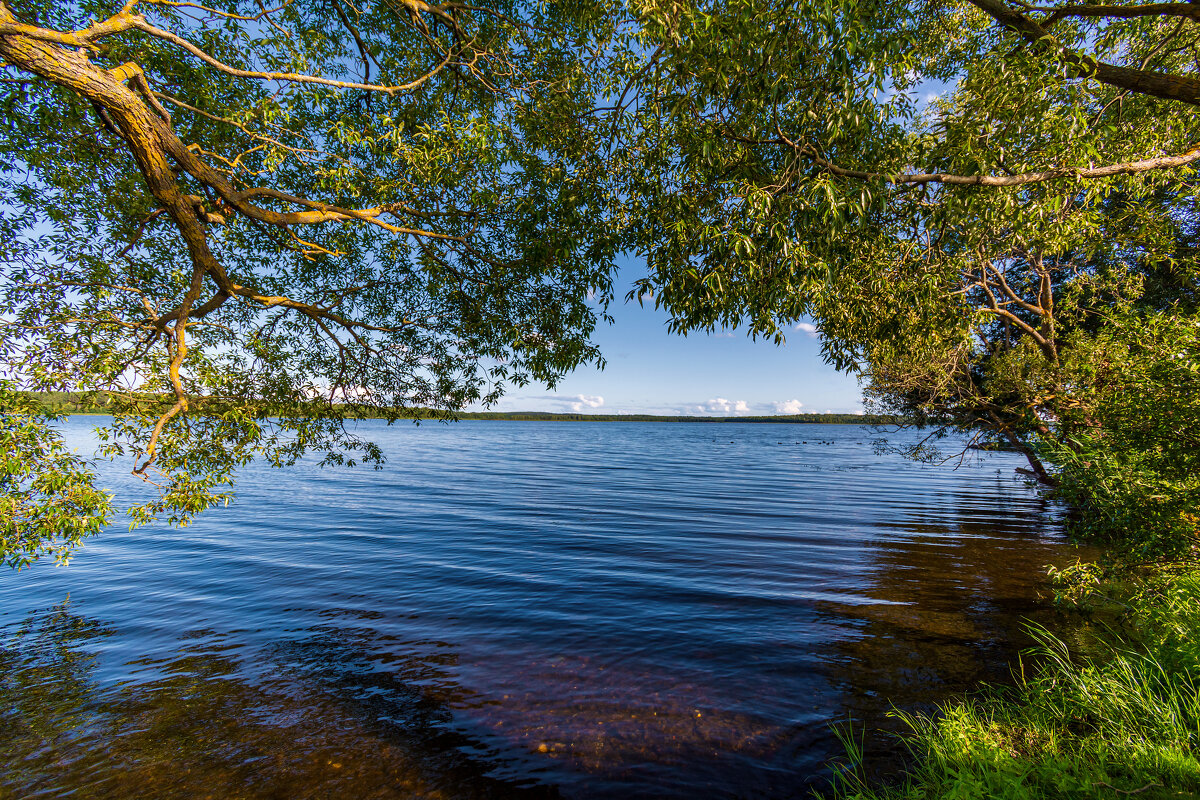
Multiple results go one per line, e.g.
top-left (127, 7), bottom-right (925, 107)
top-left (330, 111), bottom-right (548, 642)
top-left (619, 0), bottom-right (1200, 541)
top-left (0, 0), bottom-right (630, 562)
top-left (3, 0), bottom-right (1200, 566)
top-left (622, 0), bottom-right (1200, 333)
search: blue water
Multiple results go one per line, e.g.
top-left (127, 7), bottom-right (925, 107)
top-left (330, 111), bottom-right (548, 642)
top-left (0, 420), bottom-right (1083, 799)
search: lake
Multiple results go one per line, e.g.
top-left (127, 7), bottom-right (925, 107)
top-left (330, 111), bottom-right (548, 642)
top-left (0, 420), bottom-right (1085, 799)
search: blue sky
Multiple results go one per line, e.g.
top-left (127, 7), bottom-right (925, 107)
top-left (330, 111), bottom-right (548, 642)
top-left (477, 262), bottom-right (865, 416)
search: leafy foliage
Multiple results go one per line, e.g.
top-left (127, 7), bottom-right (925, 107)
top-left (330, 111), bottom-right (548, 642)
top-left (0, 383), bottom-right (110, 568)
top-left (616, 0), bottom-right (1200, 502)
top-left (5, 0), bottom-right (1200, 574)
top-left (0, 0), bottom-right (629, 562)
top-left (1046, 310), bottom-right (1200, 560)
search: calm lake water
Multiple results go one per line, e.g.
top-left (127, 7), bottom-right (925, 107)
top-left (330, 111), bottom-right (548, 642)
top-left (1, 420), bottom-right (1086, 799)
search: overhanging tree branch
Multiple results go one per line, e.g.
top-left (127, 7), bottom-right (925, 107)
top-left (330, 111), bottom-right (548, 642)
top-left (781, 133), bottom-right (1200, 185)
top-left (1035, 2), bottom-right (1200, 25)
top-left (131, 17), bottom-right (455, 95)
top-left (0, 1), bottom-right (468, 475)
top-left (968, 0), bottom-right (1200, 106)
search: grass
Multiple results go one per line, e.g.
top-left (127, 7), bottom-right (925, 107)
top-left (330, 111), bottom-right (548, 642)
top-left (828, 569), bottom-right (1200, 800)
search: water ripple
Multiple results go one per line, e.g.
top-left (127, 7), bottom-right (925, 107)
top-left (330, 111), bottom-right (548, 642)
top-left (0, 421), bottom-right (1084, 799)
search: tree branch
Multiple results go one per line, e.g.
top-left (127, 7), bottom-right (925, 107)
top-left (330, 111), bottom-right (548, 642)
top-left (228, 187), bottom-right (466, 239)
top-left (138, 0), bottom-right (293, 23)
top-left (131, 16), bottom-right (452, 95)
top-left (1037, 2), bottom-right (1200, 25)
top-left (0, 5), bottom-right (138, 47)
top-left (785, 134), bottom-right (1200, 186)
top-left (968, 0), bottom-right (1200, 106)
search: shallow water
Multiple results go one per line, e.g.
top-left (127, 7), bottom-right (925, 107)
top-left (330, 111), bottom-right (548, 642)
top-left (0, 420), bottom-right (1085, 798)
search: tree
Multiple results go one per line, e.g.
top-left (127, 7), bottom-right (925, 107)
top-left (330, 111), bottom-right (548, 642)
top-left (0, 0), bottom-right (626, 565)
top-left (7, 0), bottom-right (1200, 569)
top-left (1047, 307), bottom-right (1200, 559)
top-left (617, 0), bottom-right (1200, 494)
top-left (847, 186), bottom-right (1200, 486)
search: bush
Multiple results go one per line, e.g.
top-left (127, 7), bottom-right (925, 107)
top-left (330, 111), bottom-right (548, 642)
top-left (1047, 310), bottom-right (1200, 562)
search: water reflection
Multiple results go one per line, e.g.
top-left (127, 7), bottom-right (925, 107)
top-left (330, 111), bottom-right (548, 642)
top-left (1, 515), bottom-right (1087, 800)
top-left (818, 481), bottom-right (1092, 784)
top-left (1, 602), bottom-right (560, 799)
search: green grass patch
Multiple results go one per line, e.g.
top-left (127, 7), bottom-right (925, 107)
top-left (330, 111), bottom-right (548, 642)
top-left (830, 569), bottom-right (1200, 800)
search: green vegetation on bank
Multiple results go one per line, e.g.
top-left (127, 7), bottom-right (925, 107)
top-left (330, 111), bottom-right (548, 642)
top-left (831, 568), bottom-right (1200, 800)
top-left (827, 311), bottom-right (1200, 799)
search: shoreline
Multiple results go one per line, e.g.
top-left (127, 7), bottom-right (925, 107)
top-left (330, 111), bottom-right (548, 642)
top-left (832, 560), bottom-right (1200, 799)
top-left (26, 392), bottom-right (898, 425)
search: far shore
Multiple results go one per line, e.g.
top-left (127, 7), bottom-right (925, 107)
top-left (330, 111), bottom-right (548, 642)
top-left (47, 409), bottom-right (900, 425)
top-left (28, 391), bottom-right (900, 425)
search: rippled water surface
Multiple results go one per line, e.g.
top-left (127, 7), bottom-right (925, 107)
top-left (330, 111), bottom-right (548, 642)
top-left (1, 420), bottom-right (1085, 798)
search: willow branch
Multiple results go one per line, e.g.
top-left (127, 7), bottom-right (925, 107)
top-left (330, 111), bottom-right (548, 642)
top-left (228, 187), bottom-right (466, 239)
top-left (138, 0), bottom-right (292, 22)
top-left (0, 5), bottom-right (138, 47)
top-left (131, 17), bottom-right (453, 95)
top-left (786, 135), bottom-right (1200, 186)
top-left (968, 0), bottom-right (1200, 105)
top-left (222, 282), bottom-right (413, 333)
top-left (1037, 2), bottom-right (1200, 25)
top-left (979, 292), bottom-right (1055, 356)
top-left (985, 261), bottom-right (1047, 316)
top-left (134, 263), bottom-right (204, 476)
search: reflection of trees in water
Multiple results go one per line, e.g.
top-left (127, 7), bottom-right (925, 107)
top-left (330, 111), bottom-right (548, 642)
top-left (817, 481), bottom-right (1094, 784)
top-left (0, 602), bottom-right (115, 767)
top-left (0, 602), bottom-right (560, 799)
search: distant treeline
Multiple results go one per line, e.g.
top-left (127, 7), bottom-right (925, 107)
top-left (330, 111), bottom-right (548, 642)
top-left (447, 411), bottom-right (897, 424)
top-left (26, 392), bottom-right (898, 425)
top-left (29, 391), bottom-right (119, 415)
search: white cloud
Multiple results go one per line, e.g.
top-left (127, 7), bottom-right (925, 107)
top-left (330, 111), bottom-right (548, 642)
top-left (568, 394), bottom-right (604, 412)
top-left (646, 399), bottom-right (754, 416)
top-left (703, 398), bottom-right (750, 414)
top-left (482, 393), bottom-right (605, 414)
top-left (793, 322), bottom-right (818, 337)
top-left (771, 399), bottom-right (805, 414)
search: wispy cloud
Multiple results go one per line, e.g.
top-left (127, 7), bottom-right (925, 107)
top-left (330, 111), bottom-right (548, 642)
top-left (640, 398), bottom-right (754, 416)
top-left (793, 322), bottom-right (818, 338)
top-left (483, 393), bottom-right (605, 414)
top-left (478, 395), bottom-right (865, 417)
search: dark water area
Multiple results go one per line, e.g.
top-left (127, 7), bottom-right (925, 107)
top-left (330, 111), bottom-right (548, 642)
top-left (1, 420), bottom-right (1089, 799)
